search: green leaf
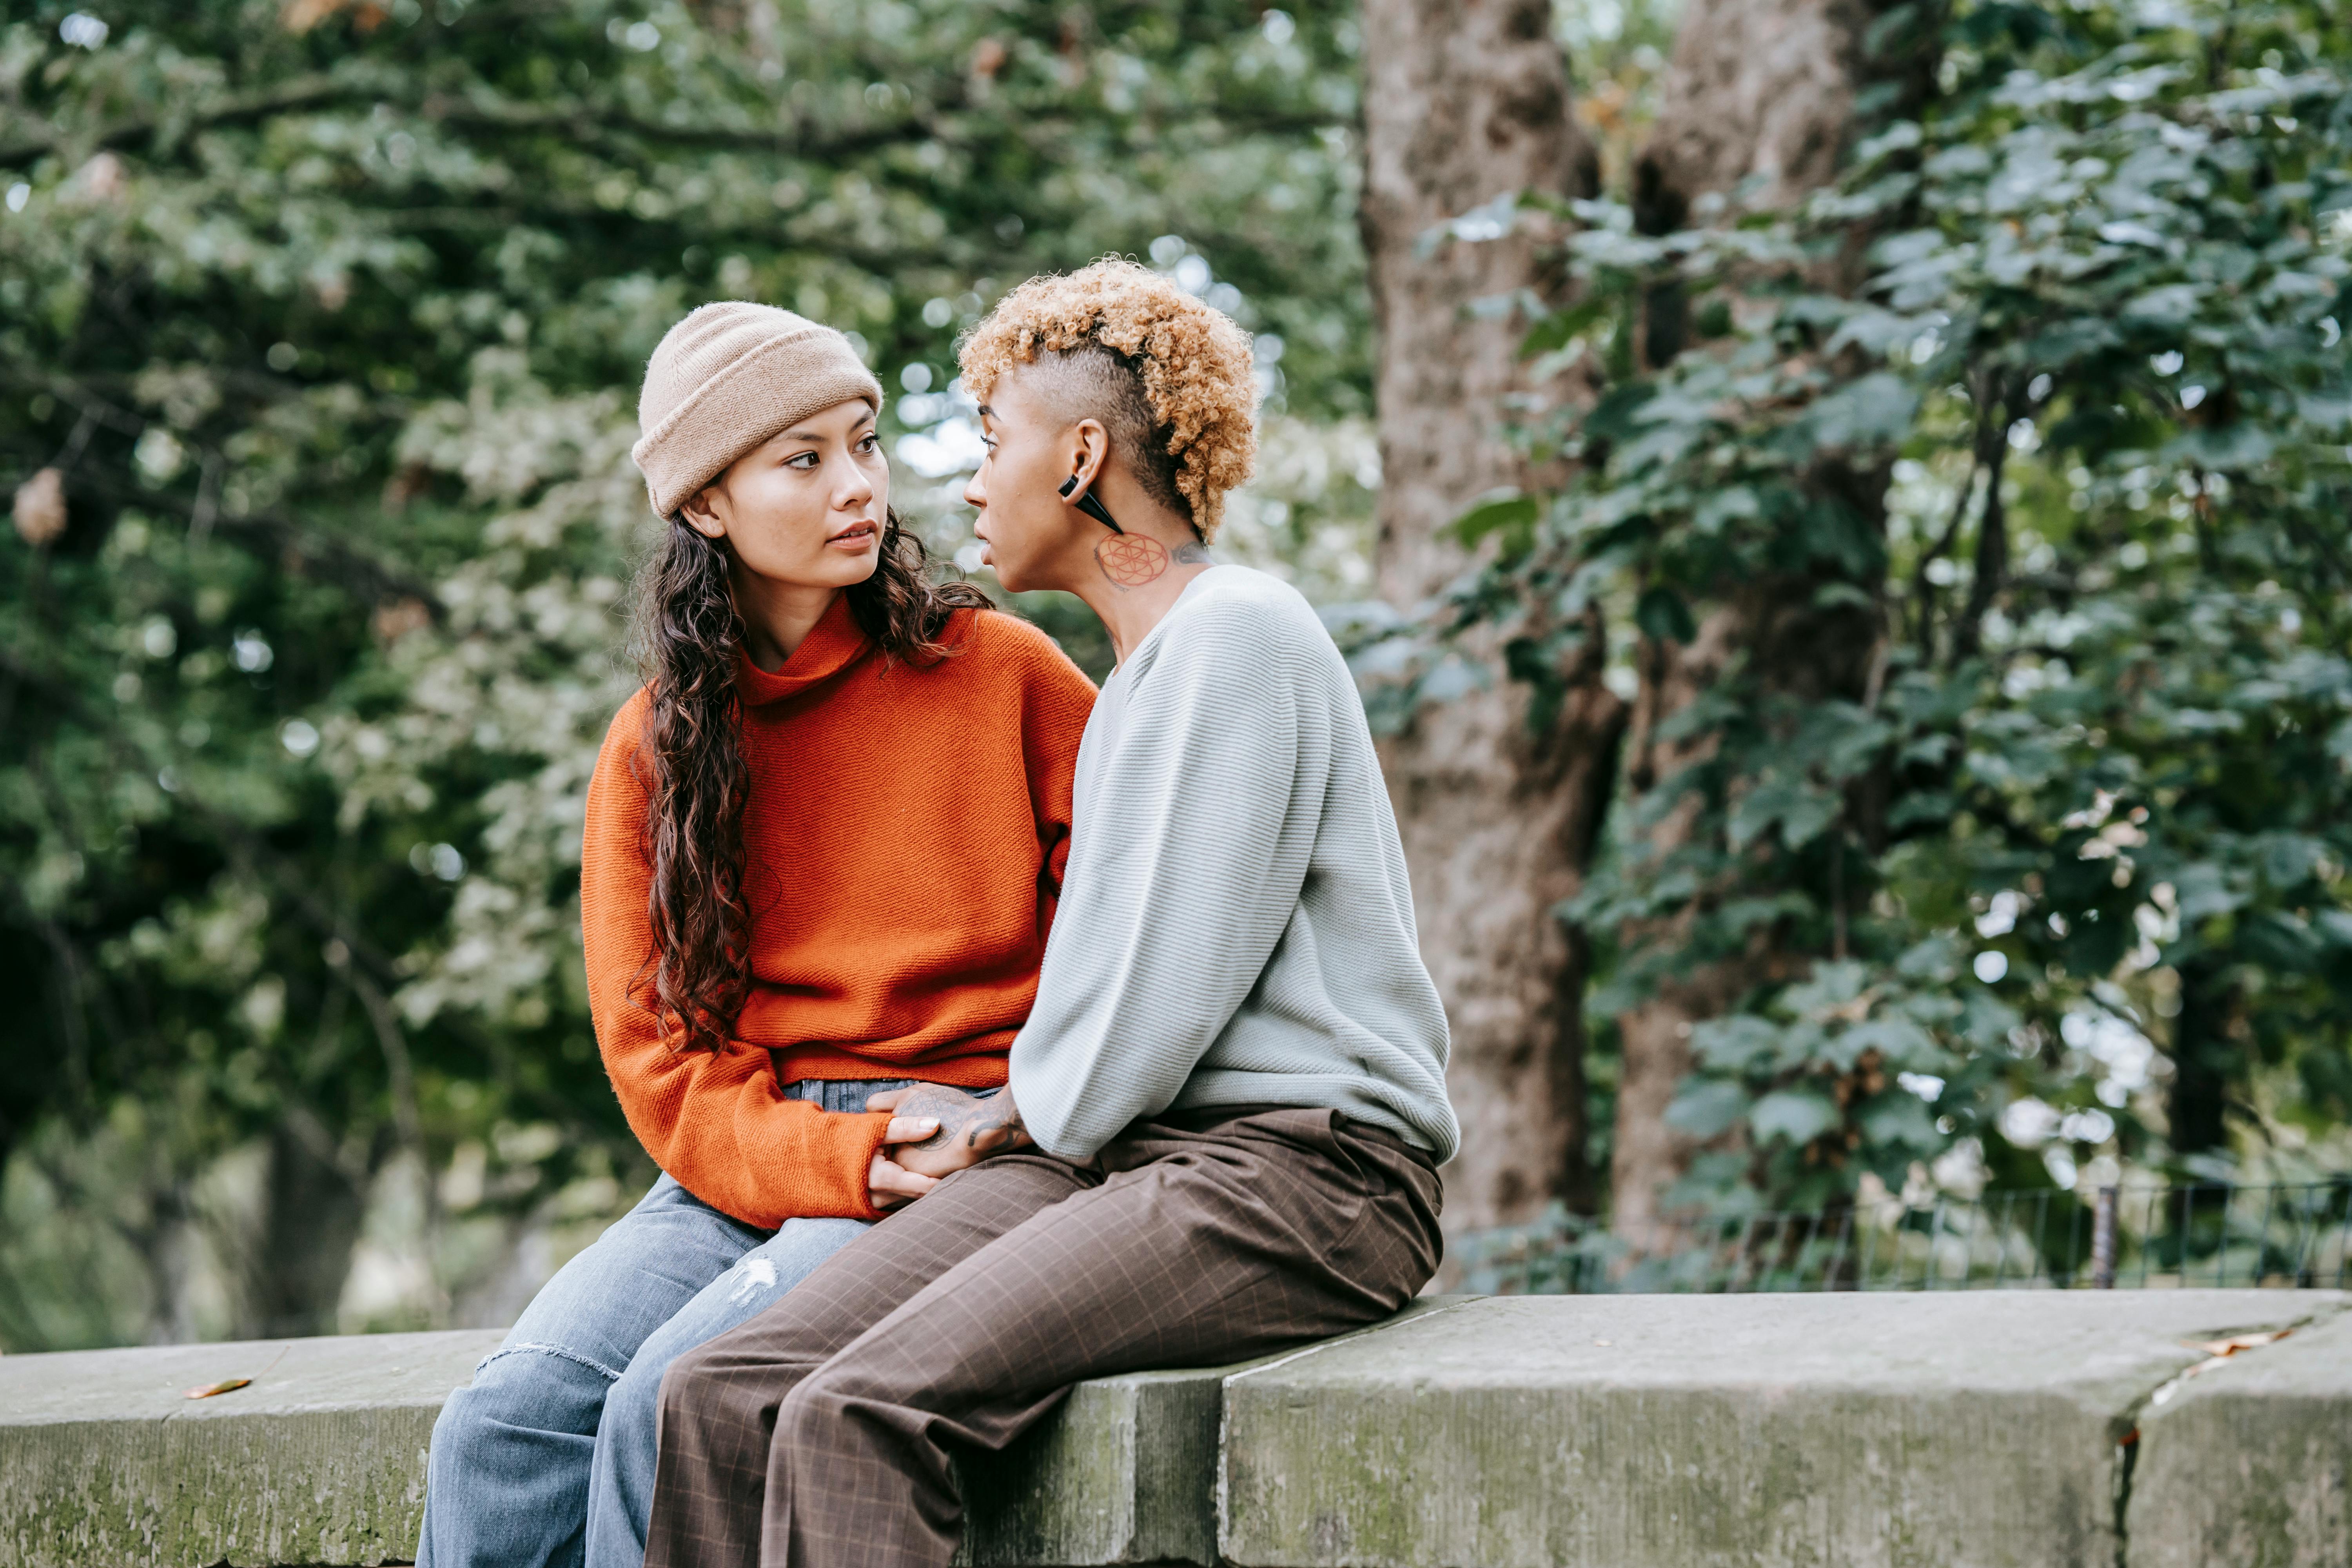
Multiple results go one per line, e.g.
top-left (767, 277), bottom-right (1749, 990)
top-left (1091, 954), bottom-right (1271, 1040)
top-left (1729, 777), bottom-right (1842, 851)
top-left (2161, 424), bottom-right (2276, 469)
top-left (1449, 492), bottom-right (1539, 549)
top-left (1837, 1015), bottom-right (1939, 1070)
top-left (1781, 960), bottom-right (1871, 1016)
top-left (1635, 586), bottom-right (1698, 644)
top-left (1856, 1093), bottom-right (1940, 1151)
top-left (1795, 372), bottom-right (1920, 450)
top-left (2172, 862), bottom-right (2245, 922)
top-left (1750, 1088), bottom-right (1842, 1146)
top-left (1521, 296), bottom-right (1610, 356)
top-left (1692, 1014), bottom-right (1783, 1072)
top-left (1664, 1079), bottom-right (1751, 1139)
top-left (1693, 486), bottom-right (1763, 534)
top-left (2122, 283), bottom-right (2202, 327)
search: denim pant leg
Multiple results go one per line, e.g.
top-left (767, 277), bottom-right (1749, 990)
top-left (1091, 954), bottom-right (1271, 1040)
top-left (581, 1216), bottom-right (873, 1568)
top-left (417, 1175), bottom-right (768, 1568)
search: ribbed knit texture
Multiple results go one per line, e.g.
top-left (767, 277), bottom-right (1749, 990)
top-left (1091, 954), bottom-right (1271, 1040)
top-left (632, 302), bottom-right (885, 519)
top-left (1009, 566), bottom-right (1460, 1163)
top-left (582, 600), bottom-right (1096, 1227)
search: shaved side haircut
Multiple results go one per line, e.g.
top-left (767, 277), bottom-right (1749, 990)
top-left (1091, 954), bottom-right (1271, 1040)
top-left (1020, 345), bottom-right (1192, 525)
top-left (959, 257), bottom-right (1257, 540)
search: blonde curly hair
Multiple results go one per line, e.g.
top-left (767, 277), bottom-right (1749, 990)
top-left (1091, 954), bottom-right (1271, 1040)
top-left (958, 258), bottom-right (1257, 541)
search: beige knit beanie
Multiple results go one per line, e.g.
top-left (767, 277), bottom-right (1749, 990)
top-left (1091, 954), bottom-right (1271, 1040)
top-left (632, 303), bottom-right (885, 519)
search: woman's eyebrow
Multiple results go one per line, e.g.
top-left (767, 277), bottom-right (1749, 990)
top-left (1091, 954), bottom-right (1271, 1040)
top-left (778, 412), bottom-right (875, 445)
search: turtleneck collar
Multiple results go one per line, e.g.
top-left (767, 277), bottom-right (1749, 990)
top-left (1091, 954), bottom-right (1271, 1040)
top-left (735, 593), bottom-right (871, 705)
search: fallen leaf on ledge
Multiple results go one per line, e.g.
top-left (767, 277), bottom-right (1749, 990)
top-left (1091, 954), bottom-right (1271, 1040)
top-left (2184, 1329), bottom-right (2291, 1359)
top-left (183, 1377), bottom-right (252, 1400)
top-left (2150, 1327), bottom-right (2298, 1407)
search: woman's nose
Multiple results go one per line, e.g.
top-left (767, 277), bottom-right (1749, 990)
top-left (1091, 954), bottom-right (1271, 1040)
top-left (833, 456), bottom-right (876, 504)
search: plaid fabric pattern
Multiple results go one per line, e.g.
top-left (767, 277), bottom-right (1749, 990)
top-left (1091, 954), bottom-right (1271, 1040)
top-left (643, 1105), bottom-right (1443, 1568)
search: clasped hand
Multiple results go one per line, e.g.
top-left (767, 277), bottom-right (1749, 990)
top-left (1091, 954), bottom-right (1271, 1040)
top-left (864, 1084), bottom-right (1029, 1212)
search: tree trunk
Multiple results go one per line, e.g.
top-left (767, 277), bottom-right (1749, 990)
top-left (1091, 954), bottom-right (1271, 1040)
top-left (250, 1126), bottom-right (369, 1338)
top-left (1637, 0), bottom-right (1900, 222)
top-left (1608, 0), bottom-right (1935, 1234)
top-left (2165, 955), bottom-right (2237, 1159)
top-left (1359, 0), bottom-right (1627, 1241)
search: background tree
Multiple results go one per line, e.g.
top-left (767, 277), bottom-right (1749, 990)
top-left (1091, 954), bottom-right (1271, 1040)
top-left (1355, 0), bottom-right (1625, 1242)
top-left (1603, 0), bottom-right (1939, 1238)
top-left (1424, 0), bottom-right (2352, 1249)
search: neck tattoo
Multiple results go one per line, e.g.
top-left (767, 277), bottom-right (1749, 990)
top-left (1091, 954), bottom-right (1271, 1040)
top-left (1095, 532), bottom-right (1171, 590)
top-left (1094, 536), bottom-right (1212, 592)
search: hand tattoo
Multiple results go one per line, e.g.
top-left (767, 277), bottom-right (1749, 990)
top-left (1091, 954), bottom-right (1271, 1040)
top-left (891, 1085), bottom-right (1028, 1154)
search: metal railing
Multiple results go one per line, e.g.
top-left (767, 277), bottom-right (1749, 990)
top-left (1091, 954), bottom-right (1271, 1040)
top-left (1455, 1181), bottom-right (2352, 1295)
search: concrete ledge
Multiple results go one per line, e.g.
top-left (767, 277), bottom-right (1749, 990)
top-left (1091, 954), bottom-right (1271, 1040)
top-left (958, 1366), bottom-right (1225, 1567)
top-left (4, 1292), bottom-right (2348, 1567)
top-left (0, 1330), bottom-right (500, 1568)
top-left (1219, 1292), bottom-right (2348, 1568)
top-left (2129, 1305), bottom-right (2352, 1568)
top-left (955, 1299), bottom-right (1455, 1567)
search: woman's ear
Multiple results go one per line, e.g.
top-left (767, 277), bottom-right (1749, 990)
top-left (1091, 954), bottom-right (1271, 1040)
top-left (1067, 418), bottom-right (1110, 492)
top-left (678, 481), bottom-right (728, 541)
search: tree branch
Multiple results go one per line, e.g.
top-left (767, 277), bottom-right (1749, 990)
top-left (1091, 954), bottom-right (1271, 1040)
top-left (2, 73), bottom-right (958, 169)
top-left (0, 73), bottom-right (359, 165)
top-left (71, 466), bottom-right (447, 619)
top-left (1949, 376), bottom-right (2018, 666)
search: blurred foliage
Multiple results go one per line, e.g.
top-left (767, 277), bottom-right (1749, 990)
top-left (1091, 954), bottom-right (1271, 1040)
top-left (1552, 0), bottom-right (1682, 195)
top-left (9, 0), bottom-right (2348, 1344)
top-left (0, 0), bottom-right (1375, 1348)
top-left (1397, 0), bottom-right (2352, 1217)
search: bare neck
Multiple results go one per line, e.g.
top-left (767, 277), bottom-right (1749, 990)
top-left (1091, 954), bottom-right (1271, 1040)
top-left (1072, 549), bottom-right (1215, 663)
top-left (1042, 484), bottom-right (1215, 664)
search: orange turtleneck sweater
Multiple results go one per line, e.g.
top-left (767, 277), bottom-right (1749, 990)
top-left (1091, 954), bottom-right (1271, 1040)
top-left (580, 598), bottom-right (1096, 1227)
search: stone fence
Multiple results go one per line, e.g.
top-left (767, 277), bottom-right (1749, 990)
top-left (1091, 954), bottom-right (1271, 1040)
top-left (3, 1290), bottom-right (2346, 1567)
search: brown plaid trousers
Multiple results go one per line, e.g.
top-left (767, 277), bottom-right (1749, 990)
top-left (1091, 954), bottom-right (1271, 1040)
top-left (642, 1104), bottom-right (1443, 1568)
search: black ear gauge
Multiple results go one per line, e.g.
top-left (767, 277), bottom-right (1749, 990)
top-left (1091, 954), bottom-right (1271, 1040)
top-left (1058, 475), bottom-right (1125, 534)
top-left (1075, 493), bottom-right (1123, 534)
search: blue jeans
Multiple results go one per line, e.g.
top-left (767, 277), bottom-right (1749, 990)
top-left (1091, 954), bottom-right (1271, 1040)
top-left (416, 1078), bottom-right (913, 1568)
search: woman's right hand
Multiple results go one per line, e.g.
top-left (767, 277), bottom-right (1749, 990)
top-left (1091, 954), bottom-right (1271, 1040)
top-left (868, 1116), bottom-right (942, 1211)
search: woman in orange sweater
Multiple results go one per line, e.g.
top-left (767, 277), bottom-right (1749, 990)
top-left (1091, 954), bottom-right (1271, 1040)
top-left (417, 305), bottom-right (1094, 1568)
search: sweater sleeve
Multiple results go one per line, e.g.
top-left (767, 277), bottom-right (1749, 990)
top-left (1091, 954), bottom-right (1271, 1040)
top-left (1009, 601), bottom-right (1327, 1160)
top-left (579, 696), bottom-right (895, 1228)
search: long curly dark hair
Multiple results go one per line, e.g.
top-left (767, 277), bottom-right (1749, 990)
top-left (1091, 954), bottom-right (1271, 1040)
top-left (628, 509), bottom-right (990, 1052)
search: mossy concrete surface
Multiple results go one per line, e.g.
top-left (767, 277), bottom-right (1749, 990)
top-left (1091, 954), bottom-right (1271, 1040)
top-left (2129, 1304), bottom-right (2352, 1568)
top-left (955, 1297), bottom-right (1463, 1566)
top-left (4, 1291), bottom-right (2348, 1567)
top-left (1218, 1290), bottom-right (2349, 1568)
top-left (0, 1327), bottom-right (1232, 1568)
top-left (0, 1329), bottom-right (501, 1568)
top-left (958, 1366), bottom-right (1225, 1566)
